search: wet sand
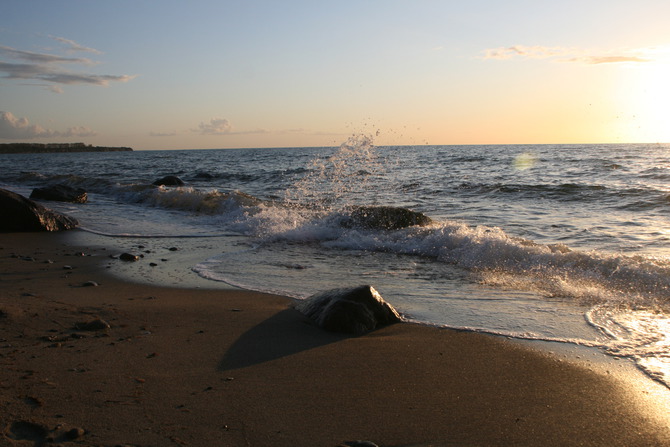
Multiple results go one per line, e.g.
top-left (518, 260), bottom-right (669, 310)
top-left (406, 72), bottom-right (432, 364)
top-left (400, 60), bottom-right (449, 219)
top-left (1, 231), bottom-right (669, 446)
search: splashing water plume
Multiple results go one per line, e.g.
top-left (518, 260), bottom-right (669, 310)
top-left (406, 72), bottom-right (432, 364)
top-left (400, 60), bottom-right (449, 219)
top-left (284, 133), bottom-right (385, 209)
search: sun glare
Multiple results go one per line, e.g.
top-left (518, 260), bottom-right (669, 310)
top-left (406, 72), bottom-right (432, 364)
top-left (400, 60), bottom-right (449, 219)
top-left (626, 51), bottom-right (670, 143)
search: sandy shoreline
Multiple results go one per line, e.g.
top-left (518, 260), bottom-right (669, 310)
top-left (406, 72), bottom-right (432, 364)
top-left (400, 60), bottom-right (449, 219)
top-left (1, 231), bottom-right (670, 446)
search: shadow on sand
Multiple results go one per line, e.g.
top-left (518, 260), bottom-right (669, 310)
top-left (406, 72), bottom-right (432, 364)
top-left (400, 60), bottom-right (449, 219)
top-left (218, 308), bottom-right (350, 371)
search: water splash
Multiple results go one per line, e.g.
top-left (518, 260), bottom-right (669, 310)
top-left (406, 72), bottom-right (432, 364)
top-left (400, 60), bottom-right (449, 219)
top-left (283, 133), bottom-right (385, 209)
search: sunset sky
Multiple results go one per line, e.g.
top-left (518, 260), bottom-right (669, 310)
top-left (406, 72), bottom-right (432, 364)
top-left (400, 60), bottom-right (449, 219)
top-left (2, 1), bottom-right (670, 150)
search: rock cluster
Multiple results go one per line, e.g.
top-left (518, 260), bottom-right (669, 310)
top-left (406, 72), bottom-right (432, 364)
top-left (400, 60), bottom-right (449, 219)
top-left (0, 188), bottom-right (78, 232)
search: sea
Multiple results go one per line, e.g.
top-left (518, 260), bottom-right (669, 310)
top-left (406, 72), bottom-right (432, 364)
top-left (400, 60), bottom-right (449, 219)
top-left (3, 136), bottom-right (670, 389)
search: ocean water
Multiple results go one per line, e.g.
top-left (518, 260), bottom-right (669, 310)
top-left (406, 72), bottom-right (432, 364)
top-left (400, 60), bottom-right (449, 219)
top-left (3, 137), bottom-right (670, 388)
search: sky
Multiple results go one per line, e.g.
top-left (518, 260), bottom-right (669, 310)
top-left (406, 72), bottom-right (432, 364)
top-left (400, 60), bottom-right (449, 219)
top-left (2, 0), bottom-right (670, 150)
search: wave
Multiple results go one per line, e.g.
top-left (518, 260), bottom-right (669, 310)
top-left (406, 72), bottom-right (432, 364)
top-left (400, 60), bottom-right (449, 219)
top-left (117, 185), bottom-right (669, 311)
top-left (30, 171), bottom-right (666, 311)
top-left (456, 181), bottom-right (608, 200)
top-left (9, 146), bottom-right (670, 310)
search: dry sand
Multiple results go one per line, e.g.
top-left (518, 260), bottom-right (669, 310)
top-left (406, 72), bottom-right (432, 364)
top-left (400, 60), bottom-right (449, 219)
top-left (1, 231), bottom-right (669, 446)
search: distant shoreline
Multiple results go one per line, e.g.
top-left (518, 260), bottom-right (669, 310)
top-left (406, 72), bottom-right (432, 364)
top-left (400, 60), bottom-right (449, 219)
top-left (0, 142), bottom-right (132, 154)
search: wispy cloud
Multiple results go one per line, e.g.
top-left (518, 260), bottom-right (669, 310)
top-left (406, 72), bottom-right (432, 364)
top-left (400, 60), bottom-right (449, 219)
top-left (191, 117), bottom-right (339, 138)
top-left (0, 111), bottom-right (96, 139)
top-left (0, 45), bottom-right (93, 65)
top-left (0, 39), bottom-right (135, 92)
top-left (482, 45), bottom-right (569, 60)
top-left (482, 45), bottom-right (653, 65)
top-left (195, 117), bottom-right (233, 135)
top-left (150, 130), bottom-right (177, 137)
top-left (193, 117), bottom-right (293, 137)
top-left (50, 36), bottom-right (102, 55)
top-left (571, 55), bottom-right (651, 64)
top-left (192, 117), bottom-right (271, 136)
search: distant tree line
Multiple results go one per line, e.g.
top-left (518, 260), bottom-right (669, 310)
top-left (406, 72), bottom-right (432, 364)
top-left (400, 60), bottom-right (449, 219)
top-left (0, 142), bottom-right (133, 154)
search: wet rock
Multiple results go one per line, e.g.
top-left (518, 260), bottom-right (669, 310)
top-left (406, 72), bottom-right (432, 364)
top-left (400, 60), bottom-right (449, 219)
top-left (74, 318), bottom-right (110, 331)
top-left (30, 183), bottom-right (87, 203)
top-left (153, 175), bottom-right (184, 186)
top-left (119, 253), bottom-right (139, 262)
top-left (343, 205), bottom-right (432, 230)
top-left (0, 188), bottom-right (78, 232)
top-left (81, 281), bottom-right (99, 287)
top-left (296, 285), bottom-right (401, 335)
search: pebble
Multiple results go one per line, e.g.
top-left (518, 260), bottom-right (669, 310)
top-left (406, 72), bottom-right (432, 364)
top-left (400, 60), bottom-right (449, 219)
top-left (74, 319), bottom-right (111, 331)
top-left (65, 427), bottom-right (86, 439)
top-left (119, 253), bottom-right (139, 262)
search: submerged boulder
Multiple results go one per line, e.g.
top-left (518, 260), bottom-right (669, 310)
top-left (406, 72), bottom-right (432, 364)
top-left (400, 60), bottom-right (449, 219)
top-left (296, 285), bottom-right (401, 335)
top-left (343, 206), bottom-right (432, 230)
top-left (153, 175), bottom-right (184, 186)
top-left (30, 183), bottom-right (88, 203)
top-left (0, 188), bottom-right (78, 232)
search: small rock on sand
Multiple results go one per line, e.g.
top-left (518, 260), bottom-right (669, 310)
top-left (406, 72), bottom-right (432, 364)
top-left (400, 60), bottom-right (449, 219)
top-left (119, 253), bottom-right (139, 262)
top-left (74, 319), bottom-right (110, 331)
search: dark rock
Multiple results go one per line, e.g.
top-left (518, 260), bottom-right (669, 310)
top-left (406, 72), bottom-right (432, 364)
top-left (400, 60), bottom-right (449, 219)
top-left (0, 188), bottom-right (78, 232)
top-left (7, 420), bottom-right (48, 442)
top-left (81, 281), bottom-right (99, 287)
top-left (343, 206), bottom-right (432, 230)
top-left (296, 285), bottom-right (401, 335)
top-left (74, 318), bottom-right (110, 331)
top-left (64, 427), bottom-right (86, 440)
top-left (119, 253), bottom-right (139, 261)
top-left (153, 175), bottom-right (184, 186)
top-left (30, 183), bottom-right (87, 203)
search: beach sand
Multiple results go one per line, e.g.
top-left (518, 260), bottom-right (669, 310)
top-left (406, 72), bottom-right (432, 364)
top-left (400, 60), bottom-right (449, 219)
top-left (1, 231), bottom-right (669, 446)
